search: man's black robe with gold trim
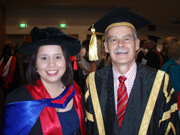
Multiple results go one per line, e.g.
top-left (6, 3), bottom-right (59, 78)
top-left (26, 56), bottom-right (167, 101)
top-left (84, 63), bottom-right (179, 135)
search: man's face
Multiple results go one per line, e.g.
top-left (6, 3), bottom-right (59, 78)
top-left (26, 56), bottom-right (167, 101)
top-left (164, 37), bottom-right (173, 51)
top-left (146, 40), bottom-right (152, 50)
top-left (142, 41), bottom-right (147, 49)
top-left (104, 26), bottom-right (139, 68)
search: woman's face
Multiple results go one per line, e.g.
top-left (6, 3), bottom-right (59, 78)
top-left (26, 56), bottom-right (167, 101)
top-left (36, 45), bottom-right (66, 85)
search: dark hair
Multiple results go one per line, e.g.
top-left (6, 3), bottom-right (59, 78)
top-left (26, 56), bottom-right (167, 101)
top-left (26, 46), bottom-right (73, 86)
top-left (0, 45), bottom-right (13, 59)
top-left (140, 39), bottom-right (146, 47)
top-left (171, 37), bottom-right (178, 44)
top-left (82, 40), bottom-right (90, 48)
top-left (23, 41), bottom-right (27, 45)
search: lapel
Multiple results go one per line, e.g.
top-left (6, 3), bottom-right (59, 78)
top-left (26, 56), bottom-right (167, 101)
top-left (95, 65), bottom-right (120, 134)
top-left (120, 63), bottom-right (156, 134)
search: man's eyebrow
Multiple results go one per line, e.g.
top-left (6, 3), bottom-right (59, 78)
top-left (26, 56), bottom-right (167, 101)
top-left (108, 34), bottom-right (132, 40)
top-left (108, 35), bottom-right (118, 40)
top-left (122, 34), bottom-right (133, 38)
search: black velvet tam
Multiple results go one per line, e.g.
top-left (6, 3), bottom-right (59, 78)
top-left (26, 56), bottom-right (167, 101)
top-left (19, 26), bottom-right (81, 56)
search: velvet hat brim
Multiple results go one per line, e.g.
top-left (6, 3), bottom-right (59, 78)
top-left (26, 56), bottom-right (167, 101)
top-left (19, 26), bottom-right (81, 56)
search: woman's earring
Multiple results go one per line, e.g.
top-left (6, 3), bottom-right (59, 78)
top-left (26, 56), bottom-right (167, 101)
top-left (36, 69), bottom-right (38, 73)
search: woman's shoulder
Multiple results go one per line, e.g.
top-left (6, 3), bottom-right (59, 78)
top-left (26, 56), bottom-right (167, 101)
top-left (5, 85), bottom-right (33, 104)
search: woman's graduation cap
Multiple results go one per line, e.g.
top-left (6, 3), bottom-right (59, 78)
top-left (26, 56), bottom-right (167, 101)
top-left (19, 26), bottom-right (81, 56)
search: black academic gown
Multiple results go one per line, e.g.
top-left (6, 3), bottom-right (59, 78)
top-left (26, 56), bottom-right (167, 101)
top-left (136, 50), bottom-right (145, 63)
top-left (84, 63), bottom-right (179, 135)
top-left (0, 56), bottom-right (21, 99)
top-left (145, 47), bottom-right (161, 69)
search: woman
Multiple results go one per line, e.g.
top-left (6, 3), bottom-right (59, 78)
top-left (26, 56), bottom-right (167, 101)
top-left (161, 41), bottom-right (180, 98)
top-left (161, 41), bottom-right (180, 119)
top-left (0, 45), bottom-right (21, 99)
top-left (1, 26), bottom-right (86, 135)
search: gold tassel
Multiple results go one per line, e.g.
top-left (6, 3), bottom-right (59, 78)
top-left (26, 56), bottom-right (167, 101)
top-left (89, 24), bottom-right (98, 61)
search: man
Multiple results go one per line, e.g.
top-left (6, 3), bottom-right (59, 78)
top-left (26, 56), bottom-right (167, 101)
top-left (162, 36), bottom-right (178, 64)
top-left (84, 7), bottom-right (179, 135)
top-left (136, 39), bottom-right (147, 63)
top-left (145, 35), bottom-right (163, 69)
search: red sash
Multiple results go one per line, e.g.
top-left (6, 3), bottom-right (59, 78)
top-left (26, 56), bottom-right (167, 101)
top-left (0, 56), bottom-right (16, 89)
top-left (26, 80), bottom-right (86, 135)
top-left (177, 92), bottom-right (180, 111)
top-left (152, 49), bottom-right (163, 68)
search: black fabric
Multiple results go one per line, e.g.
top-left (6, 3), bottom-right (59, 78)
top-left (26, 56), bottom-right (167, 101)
top-left (145, 47), bottom-right (161, 69)
top-left (84, 63), bottom-right (180, 135)
top-left (4, 86), bottom-right (43, 135)
top-left (1, 56), bottom-right (21, 99)
top-left (147, 35), bottom-right (161, 43)
top-left (88, 6), bottom-right (152, 33)
top-left (19, 26), bottom-right (81, 56)
top-left (162, 54), bottom-right (169, 65)
top-left (136, 51), bottom-right (145, 63)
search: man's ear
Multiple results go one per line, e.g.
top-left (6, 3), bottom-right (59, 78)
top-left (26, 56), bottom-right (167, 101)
top-left (135, 39), bottom-right (140, 51)
top-left (104, 41), bottom-right (109, 53)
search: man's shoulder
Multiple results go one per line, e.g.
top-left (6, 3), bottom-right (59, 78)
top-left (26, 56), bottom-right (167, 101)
top-left (137, 63), bottom-right (160, 78)
top-left (95, 65), bottom-right (112, 77)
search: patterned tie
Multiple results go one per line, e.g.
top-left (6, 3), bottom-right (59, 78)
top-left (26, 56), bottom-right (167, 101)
top-left (117, 76), bottom-right (128, 128)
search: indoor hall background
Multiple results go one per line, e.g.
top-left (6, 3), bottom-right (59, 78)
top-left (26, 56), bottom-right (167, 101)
top-left (1, 0), bottom-right (180, 127)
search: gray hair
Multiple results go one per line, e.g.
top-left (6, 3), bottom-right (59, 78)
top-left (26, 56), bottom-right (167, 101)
top-left (167, 41), bottom-right (180, 61)
top-left (170, 37), bottom-right (178, 44)
top-left (147, 39), bottom-right (157, 47)
top-left (104, 27), bottom-right (137, 42)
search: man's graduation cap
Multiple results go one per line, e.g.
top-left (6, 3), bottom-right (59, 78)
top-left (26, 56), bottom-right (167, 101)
top-left (88, 6), bottom-right (152, 33)
top-left (88, 6), bottom-right (151, 61)
top-left (146, 35), bottom-right (161, 43)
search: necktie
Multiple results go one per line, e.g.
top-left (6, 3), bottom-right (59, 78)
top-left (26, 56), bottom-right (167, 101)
top-left (117, 76), bottom-right (128, 128)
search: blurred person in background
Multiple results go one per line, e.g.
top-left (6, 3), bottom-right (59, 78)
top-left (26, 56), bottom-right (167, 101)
top-left (136, 39), bottom-right (147, 63)
top-left (0, 45), bottom-right (21, 99)
top-left (161, 36), bottom-right (178, 64)
top-left (161, 41), bottom-right (180, 119)
top-left (161, 41), bottom-right (180, 98)
top-left (144, 35), bottom-right (163, 69)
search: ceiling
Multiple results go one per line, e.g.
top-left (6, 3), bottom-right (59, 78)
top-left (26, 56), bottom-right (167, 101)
top-left (1, 0), bottom-right (180, 27)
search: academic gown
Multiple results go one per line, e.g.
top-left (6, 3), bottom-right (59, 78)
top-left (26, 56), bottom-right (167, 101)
top-left (145, 47), bottom-right (162, 69)
top-left (84, 63), bottom-right (179, 135)
top-left (0, 56), bottom-right (21, 98)
top-left (3, 83), bottom-right (86, 135)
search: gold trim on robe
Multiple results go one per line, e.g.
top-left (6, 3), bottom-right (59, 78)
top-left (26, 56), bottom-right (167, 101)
top-left (86, 72), bottom-right (105, 135)
top-left (138, 70), bottom-right (165, 135)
